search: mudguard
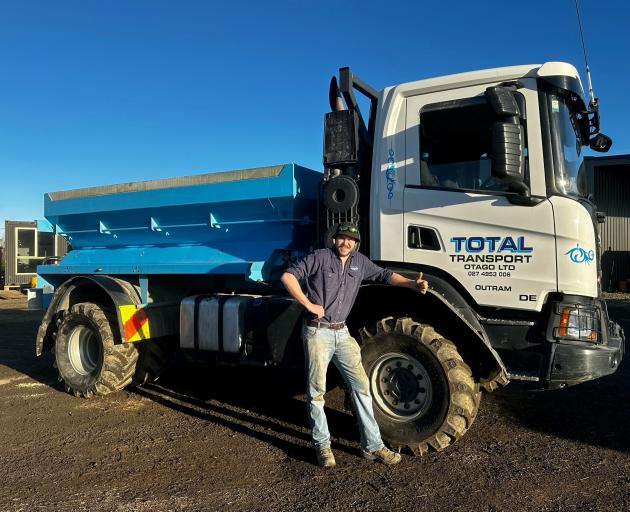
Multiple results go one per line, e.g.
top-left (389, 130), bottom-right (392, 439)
top-left (377, 266), bottom-right (509, 390)
top-left (36, 275), bottom-right (178, 355)
top-left (36, 275), bottom-right (140, 356)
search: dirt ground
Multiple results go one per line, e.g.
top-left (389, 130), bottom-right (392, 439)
top-left (1, 291), bottom-right (629, 512)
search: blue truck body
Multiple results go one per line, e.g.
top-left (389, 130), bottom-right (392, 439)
top-left (38, 164), bottom-right (321, 286)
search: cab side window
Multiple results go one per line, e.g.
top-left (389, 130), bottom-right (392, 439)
top-left (419, 96), bottom-right (527, 193)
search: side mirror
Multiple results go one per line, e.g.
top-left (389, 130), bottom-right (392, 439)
top-left (323, 110), bottom-right (359, 166)
top-left (491, 122), bottom-right (529, 196)
top-left (589, 133), bottom-right (613, 153)
top-left (486, 85), bottom-right (528, 196)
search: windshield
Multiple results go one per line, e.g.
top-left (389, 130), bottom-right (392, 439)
top-left (549, 93), bottom-right (587, 197)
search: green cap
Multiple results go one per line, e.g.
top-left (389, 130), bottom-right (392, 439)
top-left (334, 223), bottom-right (361, 242)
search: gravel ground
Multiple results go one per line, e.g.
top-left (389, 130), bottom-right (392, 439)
top-left (1, 290), bottom-right (629, 511)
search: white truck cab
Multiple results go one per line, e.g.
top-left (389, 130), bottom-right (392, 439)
top-left (320, 62), bottom-right (622, 453)
top-left (371, 62), bottom-right (599, 310)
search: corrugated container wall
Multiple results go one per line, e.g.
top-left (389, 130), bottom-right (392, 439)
top-left (585, 155), bottom-right (630, 292)
top-left (4, 220), bottom-right (69, 288)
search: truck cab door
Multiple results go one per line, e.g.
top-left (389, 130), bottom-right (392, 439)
top-left (402, 81), bottom-right (556, 312)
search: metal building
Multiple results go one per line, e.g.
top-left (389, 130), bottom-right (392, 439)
top-left (3, 220), bottom-right (68, 290)
top-left (0, 246), bottom-right (4, 287)
top-left (585, 154), bottom-right (630, 291)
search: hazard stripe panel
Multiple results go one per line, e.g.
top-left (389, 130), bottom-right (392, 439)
top-left (119, 305), bottom-right (151, 342)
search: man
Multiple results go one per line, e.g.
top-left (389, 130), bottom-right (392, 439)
top-left (281, 222), bottom-right (428, 468)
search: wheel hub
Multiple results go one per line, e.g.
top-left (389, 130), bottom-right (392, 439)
top-left (370, 352), bottom-right (432, 421)
top-left (67, 325), bottom-right (101, 376)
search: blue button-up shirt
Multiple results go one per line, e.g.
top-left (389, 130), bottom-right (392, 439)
top-left (285, 248), bottom-right (393, 323)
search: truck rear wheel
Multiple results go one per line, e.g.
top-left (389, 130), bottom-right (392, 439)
top-left (359, 317), bottom-right (480, 455)
top-left (54, 302), bottom-right (139, 398)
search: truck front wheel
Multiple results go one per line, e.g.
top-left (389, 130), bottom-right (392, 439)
top-left (54, 302), bottom-right (139, 398)
top-left (360, 317), bottom-right (480, 455)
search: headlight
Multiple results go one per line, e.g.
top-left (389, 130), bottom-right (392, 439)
top-left (555, 306), bottom-right (600, 342)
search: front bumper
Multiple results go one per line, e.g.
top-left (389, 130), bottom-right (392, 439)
top-left (547, 336), bottom-right (624, 389)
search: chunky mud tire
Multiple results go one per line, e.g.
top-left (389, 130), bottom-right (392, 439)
top-left (359, 316), bottom-right (480, 455)
top-left (54, 302), bottom-right (139, 398)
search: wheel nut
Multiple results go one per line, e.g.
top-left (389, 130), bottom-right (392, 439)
top-left (417, 374), bottom-right (423, 380)
top-left (414, 399), bottom-right (421, 404)
top-left (404, 403), bottom-right (410, 409)
top-left (382, 378), bottom-right (388, 383)
top-left (392, 400), bottom-right (399, 405)
top-left (407, 364), bottom-right (413, 370)
top-left (396, 361), bottom-right (402, 367)
top-left (384, 390), bottom-right (390, 395)
top-left (419, 387), bottom-right (426, 393)
top-left (386, 367), bottom-right (392, 373)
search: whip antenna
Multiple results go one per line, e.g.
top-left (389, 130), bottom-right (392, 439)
top-left (574, 0), bottom-right (596, 108)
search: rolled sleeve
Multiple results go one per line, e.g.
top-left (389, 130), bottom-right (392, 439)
top-left (285, 252), bottom-right (321, 280)
top-left (362, 258), bottom-right (393, 284)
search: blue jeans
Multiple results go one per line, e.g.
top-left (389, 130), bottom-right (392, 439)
top-left (302, 324), bottom-right (385, 452)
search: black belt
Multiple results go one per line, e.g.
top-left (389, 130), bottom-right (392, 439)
top-left (306, 320), bottom-right (346, 330)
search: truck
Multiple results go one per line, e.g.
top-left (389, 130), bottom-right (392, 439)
top-left (35, 62), bottom-right (624, 456)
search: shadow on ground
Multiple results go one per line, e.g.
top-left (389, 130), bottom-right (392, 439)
top-left (490, 302), bottom-right (630, 453)
top-left (2, 294), bottom-right (629, 457)
top-left (490, 360), bottom-right (629, 453)
top-left (134, 362), bottom-right (361, 462)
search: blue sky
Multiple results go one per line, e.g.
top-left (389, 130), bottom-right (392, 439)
top-left (1, 0), bottom-right (628, 237)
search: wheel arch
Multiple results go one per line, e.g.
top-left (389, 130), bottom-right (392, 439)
top-left (349, 271), bottom-right (509, 391)
top-left (36, 275), bottom-right (140, 356)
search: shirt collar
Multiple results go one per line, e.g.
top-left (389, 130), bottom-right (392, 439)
top-left (331, 248), bottom-right (357, 273)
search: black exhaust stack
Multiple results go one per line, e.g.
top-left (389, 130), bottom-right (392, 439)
top-left (321, 68), bottom-right (378, 252)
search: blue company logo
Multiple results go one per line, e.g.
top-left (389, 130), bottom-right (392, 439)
top-left (565, 244), bottom-right (594, 265)
top-left (385, 148), bottom-right (396, 200)
top-left (450, 236), bottom-right (533, 253)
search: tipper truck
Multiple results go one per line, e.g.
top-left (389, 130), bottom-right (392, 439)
top-left (36, 62), bottom-right (624, 455)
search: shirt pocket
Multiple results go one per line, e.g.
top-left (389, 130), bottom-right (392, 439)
top-left (346, 270), bottom-right (360, 285)
top-left (324, 266), bottom-right (338, 286)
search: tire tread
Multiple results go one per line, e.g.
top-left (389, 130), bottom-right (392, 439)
top-left (55, 302), bottom-right (139, 398)
top-left (362, 316), bottom-right (481, 456)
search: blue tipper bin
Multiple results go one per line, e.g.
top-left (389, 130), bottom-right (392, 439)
top-left (37, 164), bottom-right (322, 284)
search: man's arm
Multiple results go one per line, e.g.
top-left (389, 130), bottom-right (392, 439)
top-left (361, 255), bottom-right (428, 294)
top-left (280, 272), bottom-right (325, 319)
top-left (389, 271), bottom-right (428, 294)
